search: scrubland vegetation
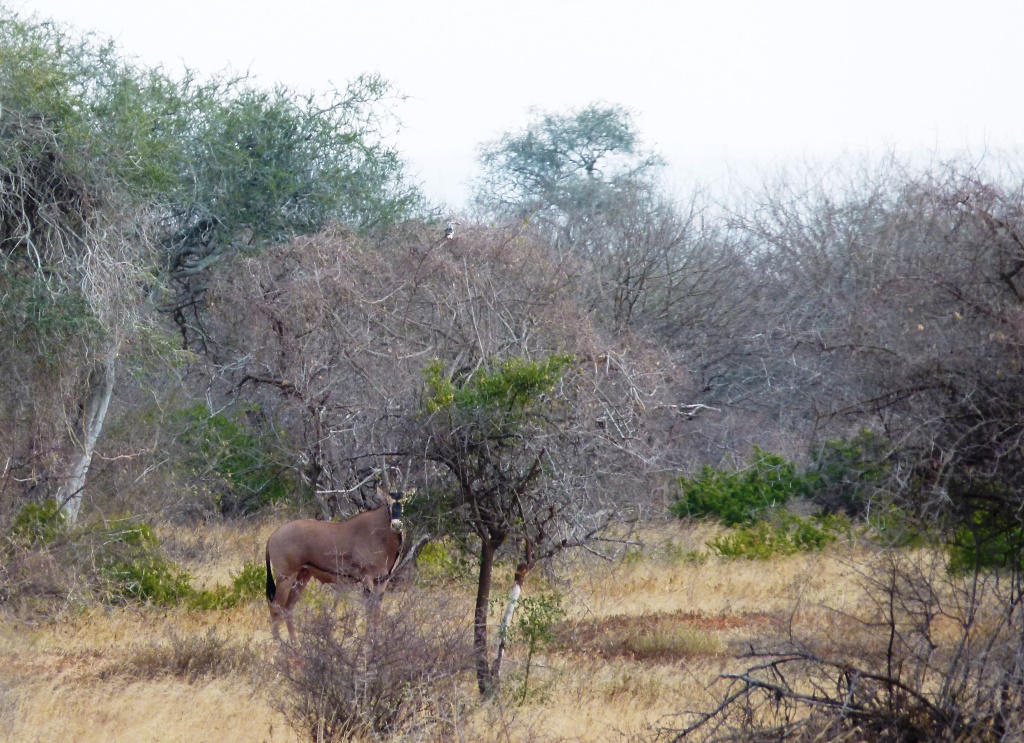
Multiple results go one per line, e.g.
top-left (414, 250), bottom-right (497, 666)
top-left (3, 6), bottom-right (1024, 741)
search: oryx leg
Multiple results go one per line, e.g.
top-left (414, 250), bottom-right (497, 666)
top-left (270, 569), bottom-right (312, 643)
top-left (361, 577), bottom-right (384, 625)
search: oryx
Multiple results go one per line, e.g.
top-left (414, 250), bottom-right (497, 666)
top-left (265, 487), bottom-right (407, 642)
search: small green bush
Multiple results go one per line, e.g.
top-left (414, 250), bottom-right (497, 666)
top-left (660, 540), bottom-right (708, 565)
top-left (671, 448), bottom-right (812, 526)
top-left (174, 402), bottom-right (302, 516)
top-left (709, 513), bottom-right (848, 560)
top-left (867, 505), bottom-right (925, 549)
top-left (415, 538), bottom-right (475, 584)
top-left (8, 499), bottom-right (65, 546)
top-left (807, 429), bottom-right (894, 516)
top-left (188, 559), bottom-right (267, 610)
top-left (946, 494), bottom-right (1024, 575)
top-left (231, 558), bottom-right (268, 599)
top-left (510, 593), bottom-right (565, 704)
top-left (93, 521), bottom-right (194, 606)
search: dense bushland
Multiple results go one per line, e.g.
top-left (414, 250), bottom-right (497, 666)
top-left (4, 6), bottom-right (1024, 740)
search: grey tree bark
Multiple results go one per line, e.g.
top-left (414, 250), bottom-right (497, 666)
top-left (58, 354), bottom-right (116, 524)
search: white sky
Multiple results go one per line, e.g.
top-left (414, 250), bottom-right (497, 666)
top-left (15, 0), bottom-right (1024, 207)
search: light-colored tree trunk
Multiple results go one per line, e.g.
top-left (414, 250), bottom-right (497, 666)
top-left (492, 561), bottom-right (530, 680)
top-left (58, 354), bottom-right (116, 525)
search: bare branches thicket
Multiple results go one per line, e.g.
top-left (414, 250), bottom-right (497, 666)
top-left (203, 222), bottom-right (672, 516)
top-left (279, 588), bottom-right (473, 742)
top-left (661, 551), bottom-right (1024, 742)
top-left (658, 157), bottom-right (1024, 741)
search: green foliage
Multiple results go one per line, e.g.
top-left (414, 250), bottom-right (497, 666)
top-left (1, 7), bottom-right (420, 369)
top-left (174, 402), bottom-right (300, 515)
top-left (808, 429), bottom-right (894, 516)
top-left (415, 539), bottom-right (475, 584)
top-left (423, 354), bottom-right (575, 416)
top-left (510, 593), bottom-right (565, 703)
top-left (946, 481), bottom-right (1024, 574)
top-left (660, 540), bottom-right (708, 565)
top-left (671, 448), bottom-right (812, 526)
top-left (708, 513), bottom-right (849, 560)
top-left (88, 519), bottom-right (267, 608)
top-left (231, 558), bottom-right (268, 600)
top-left (475, 103), bottom-right (662, 218)
top-left (1, 8), bottom-right (419, 230)
top-left (867, 505), bottom-right (925, 548)
top-left (92, 520), bottom-right (194, 607)
top-left (0, 273), bottom-right (105, 369)
top-left (8, 499), bottom-right (66, 546)
top-left (188, 559), bottom-right (267, 610)
top-left (948, 523), bottom-right (1024, 575)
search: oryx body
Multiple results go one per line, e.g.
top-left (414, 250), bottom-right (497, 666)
top-left (265, 495), bottom-right (403, 642)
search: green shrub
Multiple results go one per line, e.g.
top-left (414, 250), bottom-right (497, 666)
top-left (671, 448), bottom-right (812, 526)
top-left (415, 538), bottom-right (475, 584)
top-left (93, 521), bottom-right (194, 606)
top-left (660, 540), bottom-right (708, 565)
top-left (174, 402), bottom-right (302, 516)
top-left (709, 513), bottom-right (848, 559)
top-left (946, 486), bottom-right (1024, 574)
top-left (231, 559), bottom-right (268, 599)
top-left (8, 499), bottom-right (66, 546)
top-left (188, 559), bottom-right (267, 610)
top-left (867, 505), bottom-right (925, 548)
top-left (510, 593), bottom-right (565, 704)
top-left (807, 429), bottom-right (894, 516)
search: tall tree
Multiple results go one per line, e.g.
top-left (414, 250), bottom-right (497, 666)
top-left (475, 103), bottom-right (661, 221)
top-left (161, 74), bottom-right (422, 351)
top-left (0, 7), bottom-right (421, 523)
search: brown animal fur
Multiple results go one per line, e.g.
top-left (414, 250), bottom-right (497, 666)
top-left (265, 496), bottom-right (402, 642)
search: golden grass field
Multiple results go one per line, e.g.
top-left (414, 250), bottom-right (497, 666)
top-left (0, 520), bottom-right (883, 743)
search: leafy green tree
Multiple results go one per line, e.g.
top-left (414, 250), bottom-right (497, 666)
top-left (473, 103), bottom-right (750, 353)
top-left (475, 103), bottom-right (661, 220)
top-left (0, 8), bottom-right (177, 523)
top-left (161, 75), bottom-right (422, 349)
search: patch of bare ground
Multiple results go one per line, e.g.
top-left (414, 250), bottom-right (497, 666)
top-left (554, 609), bottom-right (769, 662)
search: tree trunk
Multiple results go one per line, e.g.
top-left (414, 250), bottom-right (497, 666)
top-left (58, 355), bottom-right (115, 525)
top-left (474, 539), bottom-right (497, 695)
top-left (492, 560), bottom-right (530, 681)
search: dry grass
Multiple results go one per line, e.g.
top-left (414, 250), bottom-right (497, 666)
top-left (0, 519), bottom-right (884, 743)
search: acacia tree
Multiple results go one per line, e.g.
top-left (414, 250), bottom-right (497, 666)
top-left (473, 103), bottom-right (757, 382)
top-left (410, 354), bottom-right (643, 695)
top-left (475, 103), bottom-right (660, 217)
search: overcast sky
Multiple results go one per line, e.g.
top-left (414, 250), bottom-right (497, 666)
top-left (16, 0), bottom-right (1024, 207)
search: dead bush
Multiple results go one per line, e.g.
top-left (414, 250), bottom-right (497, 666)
top-left (657, 551), bottom-right (1024, 742)
top-left (278, 587), bottom-right (473, 742)
top-left (102, 628), bottom-right (260, 683)
top-left (0, 543), bottom-right (83, 617)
